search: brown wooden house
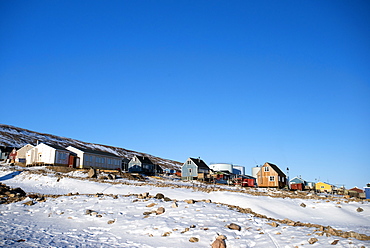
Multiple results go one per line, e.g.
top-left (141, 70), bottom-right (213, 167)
top-left (256, 162), bottom-right (287, 188)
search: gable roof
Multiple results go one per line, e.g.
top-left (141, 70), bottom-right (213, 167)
top-left (189, 157), bottom-right (210, 170)
top-left (42, 143), bottom-right (71, 152)
top-left (349, 187), bottom-right (364, 193)
top-left (135, 155), bottom-right (154, 165)
top-left (68, 146), bottom-right (121, 158)
top-left (264, 162), bottom-right (286, 177)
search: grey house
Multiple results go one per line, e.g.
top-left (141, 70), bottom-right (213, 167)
top-left (181, 157), bottom-right (211, 180)
top-left (128, 155), bottom-right (162, 175)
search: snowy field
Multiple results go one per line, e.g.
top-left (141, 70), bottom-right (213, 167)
top-left (0, 165), bottom-right (369, 248)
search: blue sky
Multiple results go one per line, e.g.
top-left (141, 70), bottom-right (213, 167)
top-left (1, 0), bottom-right (369, 188)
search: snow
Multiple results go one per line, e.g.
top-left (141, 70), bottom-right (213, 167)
top-left (0, 165), bottom-right (369, 247)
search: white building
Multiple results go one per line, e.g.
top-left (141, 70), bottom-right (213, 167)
top-left (26, 143), bottom-right (71, 166)
top-left (209, 163), bottom-right (233, 174)
top-left (66, 146), bottom-right (121, 169)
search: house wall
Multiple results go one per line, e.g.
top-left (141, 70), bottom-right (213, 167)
top-left (66, 146), bottom-right (121, 169)
top-left (181, 159), bottom-right (198, 179)
top-left (315, 182), bottom-right (333, 192)
top-left (257, 163), bottom-right (286, 188)
top-left (257, 166), bottom-right (279, 187)
top-left (26, 144), bottom-right (69, 166)
top-left (16, 144), bottom-right (34, 160)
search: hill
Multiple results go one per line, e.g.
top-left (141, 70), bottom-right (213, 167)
top-left (0, 124), bottom-right (182, 170)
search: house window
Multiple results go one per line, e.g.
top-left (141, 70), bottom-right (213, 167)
top-left (189, 168), bottom-right (192, 174)
top-left (187, 160), bottom-right (191, 165)
top-left (269, 176), bottom-right (275, 181)
top-left (264, 166), bottom-right (270, 172)
top-left (321, 186), bottom-right (324, 189)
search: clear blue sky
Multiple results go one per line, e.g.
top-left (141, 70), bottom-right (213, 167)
top-left (1, 0), bottom-right (369, 188)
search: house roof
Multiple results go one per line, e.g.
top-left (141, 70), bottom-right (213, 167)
top-left (349, 187), bottom-right (364, 193)
top-left (135, 155), bottom-right (154, 165)
top-left (265, 162), bottom-right (286, 177)
top-left (43, 143), bottom-right (71, 152)
top-left (189, 157), bottom-right (210, 170)
top-left (69, 146), bottom-right (121, 158)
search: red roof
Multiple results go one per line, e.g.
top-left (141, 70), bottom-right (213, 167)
top-left (349, 187), bottom-right (364, 193)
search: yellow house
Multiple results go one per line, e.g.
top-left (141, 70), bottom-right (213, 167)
top-left (315, 182), bottom-right (334, 193)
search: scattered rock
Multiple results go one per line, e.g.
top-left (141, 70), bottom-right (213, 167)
top-left (23, 200), bottom-right (35, 206)
top-left (308, 237), bottom-right (318, 244)
top-left (189, 237), bottom-right (199, 242)
top-left (156, 207), bottom-right (165, 215)
top-left (211, 235), bottom-right (227, 248)
top-left (300, 203), bottom-right (306, 208)
top-left (184, 199), bottom-right (195, 204)
top-left (155, 193), bottom-right (164, 199)
top-left (146, 203), bottom-right (156, 207)
top-left (171, 202), bottom-right (178, 208)
top-left (88, 168), bottom-right (97, 178)
top-left (226, 223), bottom-right (241, 231)
top-left (107, 219), bottom-right (115, 224)
top-left (162, 231), bottom-right (171, 236)
top-left (356, 207), bottom-right (364, 212)
top-left (331, 240), bottom-right (339, 245)
top-left (163, 197), bottom-right (172, 202)
top-left (267, 222), bottom-right (279, 227)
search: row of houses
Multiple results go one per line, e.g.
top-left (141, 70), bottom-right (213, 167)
top-left (4, 143), bottom-right (162, 175)
top-left (2, 145), bottom-right (369, 197)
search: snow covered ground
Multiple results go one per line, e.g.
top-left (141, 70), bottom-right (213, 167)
top-left (0, 165), bottom-right (369, 248)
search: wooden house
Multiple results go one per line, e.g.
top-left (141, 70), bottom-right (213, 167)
top-left (128, 155), bottom-right (161, 175)
top-left (256, 162), bottom-right (287, 188)
top-left (348, 187), bottom-right (365, 198)
top-left (289, 176), bottom-right (307, 190)
top-left (26, 143), bottom-right (72, 166)
top-left (16, 144), bottom-right (34, 164)
top-left (315, 182), bottom-right (335, 193)
top-left (181, 157), bottom-right (211, 180)
top-left (66, 146), bottom-right (122, 169)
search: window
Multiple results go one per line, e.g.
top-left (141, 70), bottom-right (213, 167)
top-left (264, 166), bottom-right (270, 172)
top-left (269, 176), bottom-right (275, 181)
top-left (187, 160), bottom-right (191, 165)
top-left (189, 168), bottom-right (192, 174)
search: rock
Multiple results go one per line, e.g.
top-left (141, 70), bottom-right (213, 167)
top-left (189, 237), bottom-right (199, 242)
top-left (23, 200), bottom-right (35, 206)
top-left (226, 223), bottom-right (241, 231)
top-left (162, 231), bottom-right (171, 237)
top-left (155, 193), bottom-right (164, 199)
top-left (107, 174), bottom-right (114, 180)
top-left (163, 197), bottom-right (172, 202)
top-left (308, 237), bottom-right (318, 244)
top-left (142, 192), bottom-right (150, 198)
top-left (184, 199), bottom-right (195, 204)
top-left (85, 209), bottom-right (93, 215)
top-left (357, 207), bottom-right (364, 212)
top-left (12, 187), bottom-right (26, 196)
top-left (211, 235), bottom-right (227, 248)
top-left (88, 168), bottom-right (97, 178)
top-left (146, 203), bottom-right (156, 207)
top-left (107, 219), bottom-right (115, 224)
top-left (206, 199), bottom-right (212, 203)
top-left (156, 207), bottom-right (165, 215)
top-left (171, 202), bottom-right (178, 208)
top-left (267, 222), bottom-right (279, 227)
top-left (190, 225), bottom-right (196, 228)
top-left (143, 211), bottom-right (153, 216)
top-left (331, 240), bottom-right (339, 245)
top-left (300, 203), bottom-right (306, 208)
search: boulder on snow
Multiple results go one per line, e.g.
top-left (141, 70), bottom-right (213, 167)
top-left (189, 237), bottom-right (199, 242)
top-left (308, 237), bottom-right (318, 244)
top-left (211, 235), bottom-right (227, 248)
top-left (88, 168), bottom-right (97, 178)
top-left (156, 207), bottom-right (165, 215)
top-left (226, 223), bottom-right (241, 231)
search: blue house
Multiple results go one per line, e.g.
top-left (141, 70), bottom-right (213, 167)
top-left (128, 155), bottom-right (162, 175)
top-left (181, 157), bottom-right (211, 180)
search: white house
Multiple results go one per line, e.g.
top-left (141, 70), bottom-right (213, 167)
top-left (16, 144), bottom-right (34, 163)
top-left (66, 146), bottom-right (122, 169)
top-left (26, 143), bottom-right (71, 166)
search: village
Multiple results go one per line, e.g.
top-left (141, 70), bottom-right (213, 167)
top-left (1, 142), bottom-right (369, 200)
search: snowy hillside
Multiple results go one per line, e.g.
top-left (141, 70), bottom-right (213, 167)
top-left (0, 164), bottom-right (369, 247)
top-left (0, 124), bottom-right (182, 170)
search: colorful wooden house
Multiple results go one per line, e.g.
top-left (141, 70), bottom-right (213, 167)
top-left (256, 162), bottom-right (287, 188)
top-left (181, 157), bottom-right (211, 181)
top-left (315, 182), bottom-right (335, 193)
top-left (26, 143), bottom-right (72, 166)
top-left (16, 144), bottom-right (34, 164)
top-left (128, 155), bottom-right (162, 175)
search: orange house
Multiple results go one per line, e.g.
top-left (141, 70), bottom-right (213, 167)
top-left (256, 162), bottom-right (287, 188)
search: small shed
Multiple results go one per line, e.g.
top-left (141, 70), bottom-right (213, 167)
top-left (365, 187), bottom-right (370, 200)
